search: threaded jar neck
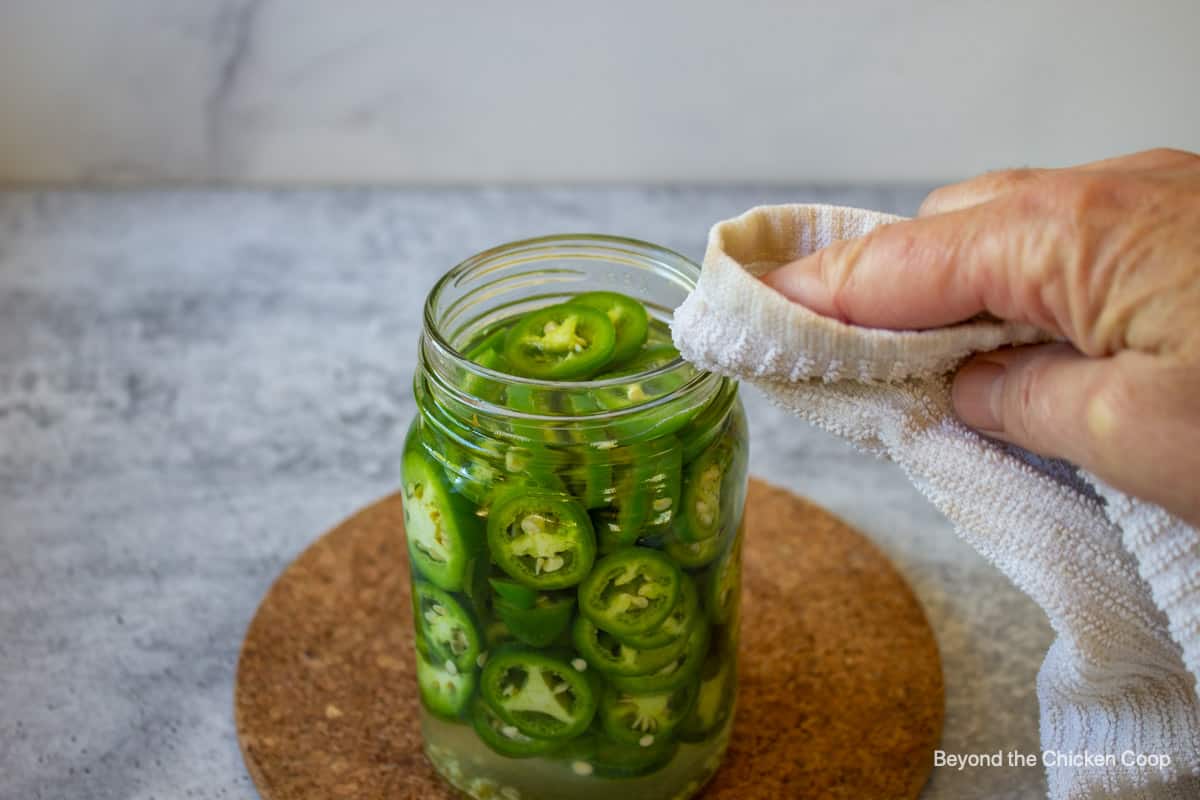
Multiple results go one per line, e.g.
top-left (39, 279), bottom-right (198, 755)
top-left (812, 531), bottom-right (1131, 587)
top-left (416, 234), bottom-right (731, 443)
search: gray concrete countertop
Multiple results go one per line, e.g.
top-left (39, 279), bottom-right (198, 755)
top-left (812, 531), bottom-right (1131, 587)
top-left (0, 188), bottom-right (1053, 800)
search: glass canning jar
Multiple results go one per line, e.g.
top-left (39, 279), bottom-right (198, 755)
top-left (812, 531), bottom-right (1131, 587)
top-left (402, 235), bottom-right (748, 800)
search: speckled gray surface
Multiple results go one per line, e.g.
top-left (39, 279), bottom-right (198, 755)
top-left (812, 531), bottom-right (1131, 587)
top-left (0, 188), bottom-right (1054, 800)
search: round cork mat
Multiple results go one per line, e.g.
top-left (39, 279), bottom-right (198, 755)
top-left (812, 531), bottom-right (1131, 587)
top-left (235, 478), bottom-right (943, 799)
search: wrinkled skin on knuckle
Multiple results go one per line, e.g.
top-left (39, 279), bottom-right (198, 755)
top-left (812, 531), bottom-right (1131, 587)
top-left (983, 184), bottom-right (1075, 336)
top-left (988, 167), bottom-right (1047, 193)
top-left (999, 172), bottom-right (1171, 356)
top-left (921, 168), bottom-right (1045, 216)
top-left (1082, 173), bottom-right (1200, 358)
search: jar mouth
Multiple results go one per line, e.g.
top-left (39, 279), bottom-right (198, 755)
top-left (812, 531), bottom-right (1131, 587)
top-left (420, 234), bottom-right (716, 422)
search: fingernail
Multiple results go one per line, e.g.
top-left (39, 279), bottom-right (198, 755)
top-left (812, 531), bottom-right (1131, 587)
top-left (953, 361), bottom-right (1006, 432)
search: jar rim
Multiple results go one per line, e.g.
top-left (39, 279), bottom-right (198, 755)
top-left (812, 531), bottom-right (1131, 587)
top-left (421, 233), bottom-right (707, 392)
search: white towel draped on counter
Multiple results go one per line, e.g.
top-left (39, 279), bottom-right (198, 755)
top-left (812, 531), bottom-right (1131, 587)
top-left (671, 204), bottom-right (1200, 800)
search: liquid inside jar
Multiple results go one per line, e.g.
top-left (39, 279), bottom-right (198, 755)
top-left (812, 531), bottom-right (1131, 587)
top-left (405, 285), bottom-right (748, 800)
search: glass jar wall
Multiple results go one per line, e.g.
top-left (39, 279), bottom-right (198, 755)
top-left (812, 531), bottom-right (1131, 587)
top-left (402, 236), bottom-right (748, 800)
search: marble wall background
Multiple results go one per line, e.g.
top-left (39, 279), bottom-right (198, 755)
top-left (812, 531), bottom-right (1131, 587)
top-left (0, 0), bottom-right (1198, 185)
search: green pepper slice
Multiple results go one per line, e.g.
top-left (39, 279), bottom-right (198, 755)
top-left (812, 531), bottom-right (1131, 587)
top-left (677, 651), bottom-right (736, 742)
top-left (571, 615), bottom-right (689, 677)
top-left (597, 343), bottom-right (680, 378)
top-left (571, 291), bottom-right (649, 368)
top-left (449, 454), bottom-right (503, 505)
top-left (465, 325), bottom-right (510, 364)
top-left (489, 577), bottom-right (537, 609)
top-left (664, 526), bottom-right (728, 569)
top-left (610, 619), bottom-right (710, 693)
top-left (413, 582), bottom-right (482, 673)
top-left (504, 381), bottom-right (573, 443)
top-left (415, 637), bottom-right (475, 719)
top-left (593, 344), bottom-right (705, 444)
top-left (677, 441), bottom-right (733, 542)
top-left (577, 548), bottom-right (681, 639)
top-left (495, 445), bottom-right (569, 494)
top-left (505, 382), bottom-right (558, 414)
top-left (677, 406), bottom-right (729, 465)
top-left (495, 592), bottom-right (577, 648)
top-left (704, 536), bottom-right (742, 625)
top-left (471, 696), bottom-right (560, 758)
top-left (558, 732), bottom-right (679, 778)
top-left (563, 444), bottom-right (613, 509)
top-left (480, 646), bottom-right (597, 740)
top-left (619, 572), bottom-right (698, 649)
top-left (402, 446), bottom-right (485, 592)
top-left (592, 443), bottom-right (682, 549)
top-left (460, 326), bottom-right (511, 401)
top-left (488, 490), bottom-right (596, 590)
top-left (485, 618), bottom-right (516, 649)
top-left (425, 424), bottom-right (503, 506)
top-left (502, 303), bottom-right (617, 380)
top-left (599, 680), bottom-right (697, 747)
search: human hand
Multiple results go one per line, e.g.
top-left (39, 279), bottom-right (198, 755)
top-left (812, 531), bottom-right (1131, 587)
top-left (762, 149), bottom-right (1200, 527)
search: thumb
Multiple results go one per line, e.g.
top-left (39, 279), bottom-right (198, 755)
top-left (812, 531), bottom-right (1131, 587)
top-left (952, 344), bottom-right (1107, 464)
top-left (952, 343), bottom-right (1200, 523)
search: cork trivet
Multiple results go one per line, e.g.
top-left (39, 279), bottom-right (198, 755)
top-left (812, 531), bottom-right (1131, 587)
top-left (236, 478), bottom-right (944, 799)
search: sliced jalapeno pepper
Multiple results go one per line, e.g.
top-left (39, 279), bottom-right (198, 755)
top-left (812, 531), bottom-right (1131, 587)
top-left (504, 386), bottom-right (573, 448)
top-left (487, 490), bottom-right (596, 590)
top-left (502, 303), bottom-right (616, 380)
top-left (505, 382), bottom-right (557, 414)
top-left (610, 619), bottom-right (710, 693)
top-left (465, 325), bottom-right (510, 365)
top-left (471, 696), bottom-right (560, 758)
top-left (415, 636), bottom-right (475, 719)
top-left (704, 536), bottom-right (742, 625)
top-left (577, 548), bottom-right (681, 639)
top-left (568, 449), bottom-right (613, 509)
top-left (557, 731), bottom-right (678, 778)
top-left (619, 571), bottom-right (698, 649)
top-left (592, 443), bottom-right (682, 549)
top-left (597, 343), bottom-right (680, 378)
top-left (496, 445), bottom-right (568, 493)
top-left (460, 327), bottom-right (511, 401)
top-left (402, 446), bottom-right (485, 592)
top-left (485, 618), bottom-right (515, 649)
top-left (571, 291), bottom-right (649, 368)
top-left (557, 393), bottom-right (616, 506)
top-left (677, 404), bottom-right (730, 465)
top-left (599, 680), bottom-right (697, 747)
top-left (593, 359), bottom-right (687, 412)
top-left (489, 577), bottom-right (537, 609)
top-left (677, 651), bottom-right (735, 742)
top-left (677, 440), bottom-right (734, 542)
top-left (426, 423), bottom-right (504, 506)
top-left (571, 615), bottom-right (689, 677)
top-left (494, 592), bottom-right (576, 648)
top-left (593, 344), bottom-right (703, 444)
top-left (480, 646), bottom-right (597, 740)
top-left (413, 582), bottom-right (482, 673)
top-left (561, 431), bottom-right (614, 513)
top-left (664, 526), bottom-right (728, 569)
top-left (449, 454), bottom-right (502, 505)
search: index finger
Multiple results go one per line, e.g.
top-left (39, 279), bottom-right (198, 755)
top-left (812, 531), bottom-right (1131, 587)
top-left (919, 148), bottom-right (1199, 217)
top-left (760, 193), bottom-right (1064, 334)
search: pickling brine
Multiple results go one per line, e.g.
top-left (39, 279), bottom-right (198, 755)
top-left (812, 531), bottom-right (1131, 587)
top-left (404, 236), bottom-right (748, 800)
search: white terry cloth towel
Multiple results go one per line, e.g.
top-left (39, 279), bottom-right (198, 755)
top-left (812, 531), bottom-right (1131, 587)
top-left (671, 204), bottom-right (1200, 799)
